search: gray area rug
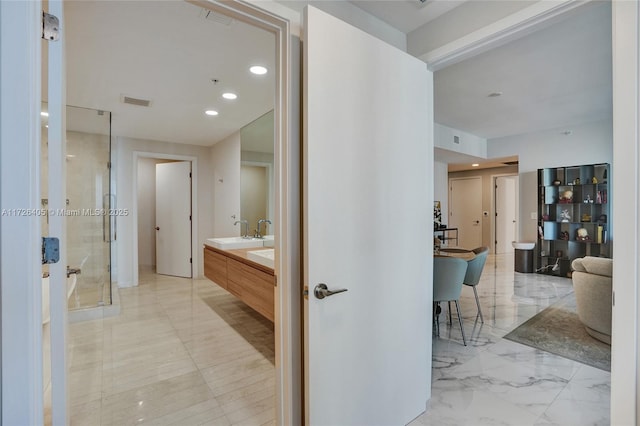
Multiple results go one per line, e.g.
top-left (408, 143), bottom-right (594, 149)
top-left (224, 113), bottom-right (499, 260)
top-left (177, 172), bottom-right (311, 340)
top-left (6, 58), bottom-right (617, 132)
top-left (504, 293), bottom-right (611, 371)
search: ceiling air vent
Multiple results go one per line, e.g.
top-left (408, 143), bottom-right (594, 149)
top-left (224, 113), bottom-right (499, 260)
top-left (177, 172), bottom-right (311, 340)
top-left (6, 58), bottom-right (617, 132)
top-left (122, 95), bottom-right (151, 107)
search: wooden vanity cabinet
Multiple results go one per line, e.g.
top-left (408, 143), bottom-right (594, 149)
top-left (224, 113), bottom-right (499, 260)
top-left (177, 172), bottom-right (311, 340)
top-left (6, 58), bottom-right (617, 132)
top-left (203, 245), bottom-right (275, 322)
top-left (204, 248), bottom-right (228, 289)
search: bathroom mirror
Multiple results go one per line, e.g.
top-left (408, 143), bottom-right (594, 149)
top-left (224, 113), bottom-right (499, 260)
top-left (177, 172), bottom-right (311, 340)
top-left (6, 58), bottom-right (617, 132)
top-left (240, 110), bottom-right (274, 237)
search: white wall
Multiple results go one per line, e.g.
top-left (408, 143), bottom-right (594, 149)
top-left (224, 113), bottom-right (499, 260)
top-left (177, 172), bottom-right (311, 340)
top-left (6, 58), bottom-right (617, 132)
top-left (255, 0), bottom-right (407, 50)
top-left (211, 131), bottom-right (241, 237)
top-left (435, 123), bottom-right (487, 157)
top-left (488, 118), bottom-right (613, 242)
top-left (115, 137), bottom-right (213, 286)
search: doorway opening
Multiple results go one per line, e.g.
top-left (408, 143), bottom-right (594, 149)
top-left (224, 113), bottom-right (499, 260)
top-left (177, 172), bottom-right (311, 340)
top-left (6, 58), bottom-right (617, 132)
top-left (136, 156), bottom-right (193, 277)
top-left (494, 174), bottom-right (519, 254)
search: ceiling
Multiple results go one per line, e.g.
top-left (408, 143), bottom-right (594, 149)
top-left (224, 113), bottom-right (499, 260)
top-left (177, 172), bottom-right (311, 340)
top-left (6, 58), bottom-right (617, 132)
top-left (351, 0), bottom-right (465, 33)
top-left (63, 1), bottom-right (612, 172)
top-left (65, 1), bottom-right (275, 146)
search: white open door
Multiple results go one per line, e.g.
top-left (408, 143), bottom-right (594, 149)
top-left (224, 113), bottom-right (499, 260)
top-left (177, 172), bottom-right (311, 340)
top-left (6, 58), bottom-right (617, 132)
top-left (303, 7), bottom-right (433, 425)
top-left (155, 161), bottom-right (192, 277)
top-left (495, 175), bottom-right (518, 254)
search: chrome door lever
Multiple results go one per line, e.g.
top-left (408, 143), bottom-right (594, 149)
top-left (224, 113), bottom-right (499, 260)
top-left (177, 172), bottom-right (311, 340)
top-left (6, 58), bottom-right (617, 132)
top-left (314, 283), bottom-right (348, 300)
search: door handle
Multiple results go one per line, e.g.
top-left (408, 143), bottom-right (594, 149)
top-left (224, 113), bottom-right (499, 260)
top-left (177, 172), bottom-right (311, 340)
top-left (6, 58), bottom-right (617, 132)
top-left (314, 283), bottom-right (348, 299)
top-left (474, 220), bottom-right (480, 224)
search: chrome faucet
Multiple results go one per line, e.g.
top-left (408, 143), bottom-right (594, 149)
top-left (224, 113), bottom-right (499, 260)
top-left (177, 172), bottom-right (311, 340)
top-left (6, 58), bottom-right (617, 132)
top-left (234, 220), bottom-right (250, 238)
top-left (255, 219), bottom-right (272, 238)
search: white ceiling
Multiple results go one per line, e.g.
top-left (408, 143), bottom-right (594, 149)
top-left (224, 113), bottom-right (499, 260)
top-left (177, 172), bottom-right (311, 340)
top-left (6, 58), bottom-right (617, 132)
top-left (63, 0), bottom-right (612, 168)
top-left (351, 0), bottom-right (465, 33)
top-left (434, 2), bottom-right (612, 141)
top-left (65, 1), bottom-right (275, 146)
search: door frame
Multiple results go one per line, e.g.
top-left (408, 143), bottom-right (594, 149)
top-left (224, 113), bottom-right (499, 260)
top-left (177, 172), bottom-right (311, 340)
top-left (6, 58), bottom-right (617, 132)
top-left (2, 0), bottom-right (638, 424)
top-left (132, 153), bottom-right (196, 282)
top-left (492, 173), bottom-right (519, 254)
top-left (185, 1), bottom-right (299, 424)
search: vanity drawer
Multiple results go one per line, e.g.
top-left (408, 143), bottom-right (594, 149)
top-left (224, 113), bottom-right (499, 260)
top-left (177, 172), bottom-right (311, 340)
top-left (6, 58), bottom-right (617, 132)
top-left (204, 247), bottom-right (228, 289)
top-left (227, 258), bottom-right (275, 322)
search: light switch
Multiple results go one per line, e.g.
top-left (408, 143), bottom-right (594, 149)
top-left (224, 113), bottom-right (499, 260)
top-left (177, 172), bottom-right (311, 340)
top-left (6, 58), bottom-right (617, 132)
top-left (531, 212), bottom-right (537, 220)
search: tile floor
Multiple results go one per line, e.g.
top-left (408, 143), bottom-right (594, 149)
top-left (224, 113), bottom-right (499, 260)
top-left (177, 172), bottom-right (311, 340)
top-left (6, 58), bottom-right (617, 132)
top-left (67, 254), bottom-right (610, 425)
top-left (68, 272), bottom-right (275, 425)
top-left (411, 253), bottom-right (611, 426)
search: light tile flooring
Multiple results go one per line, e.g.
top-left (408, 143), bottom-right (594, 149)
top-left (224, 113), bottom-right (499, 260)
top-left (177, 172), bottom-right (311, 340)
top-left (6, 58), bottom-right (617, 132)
top-left (411, 253), bottom-right (611, 426)
top-left (68, 254), bottom-right (610, 425)
top-left (68, 272), bottom-right (275, 425)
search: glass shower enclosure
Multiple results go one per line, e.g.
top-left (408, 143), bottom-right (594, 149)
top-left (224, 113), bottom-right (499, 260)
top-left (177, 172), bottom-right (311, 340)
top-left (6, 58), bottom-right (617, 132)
top-left (41, 104), bottom-right (114, 310)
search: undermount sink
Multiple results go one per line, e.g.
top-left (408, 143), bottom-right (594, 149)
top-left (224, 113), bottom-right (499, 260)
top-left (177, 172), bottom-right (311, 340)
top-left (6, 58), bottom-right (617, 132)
top-left (247, 249), bottom-right (275, 268)
top-left (512, 242), bottom-right (535, 250)
top-left (205, 236), bottom-right (265, 250)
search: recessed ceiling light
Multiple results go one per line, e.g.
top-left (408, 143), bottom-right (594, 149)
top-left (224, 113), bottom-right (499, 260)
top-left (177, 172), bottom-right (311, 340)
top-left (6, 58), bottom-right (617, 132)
top-left (205, 110), bottom-right (219, 116)
top-left (488, 92), bottom-right (503, 97)
top-left (41, 111), bottom-right (49, 117)
top-left (472, 163), bottom-right (480, 167)
top-left (249, 65), bottom-right (268, 75)
top-left (222, 92), bottom-right (237, 100)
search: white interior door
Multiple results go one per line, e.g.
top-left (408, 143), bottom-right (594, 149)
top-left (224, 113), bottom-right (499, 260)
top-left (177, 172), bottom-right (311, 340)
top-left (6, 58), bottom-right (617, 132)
top-left (495, 175), bottom-right (519, 254)
top-left (449, 177), bottom-right (482, 249)
top-left (304, 6), bottom-right (433, 425)
top-left (155, 161), bottom-right (192, 277)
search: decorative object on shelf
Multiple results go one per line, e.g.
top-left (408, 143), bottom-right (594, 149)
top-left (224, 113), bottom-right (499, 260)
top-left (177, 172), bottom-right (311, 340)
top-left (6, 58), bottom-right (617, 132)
top-left (434, 201), bottom-right (442, 230)
top-left (537, 163), bottom-right (610, 277)
top-left (560, 190), bottom-right (574, 203)
top-left (576, 227), bottom-right (591, 241)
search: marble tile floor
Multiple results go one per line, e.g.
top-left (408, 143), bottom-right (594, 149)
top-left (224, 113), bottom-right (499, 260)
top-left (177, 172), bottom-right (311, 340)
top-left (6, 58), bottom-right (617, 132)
top-left (411, 253), bottom-right (611, 426)
top-left (67, 254), bottom-right (610, 425)
top-left (68, 271), bottom-right (275, 425)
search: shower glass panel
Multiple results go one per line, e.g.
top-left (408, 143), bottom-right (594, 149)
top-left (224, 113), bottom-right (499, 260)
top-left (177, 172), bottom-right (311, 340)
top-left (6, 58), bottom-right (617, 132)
top-left (41, 104), bottom-right (113, 309)
top-left (66, 105), bottom-right (113, 309)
